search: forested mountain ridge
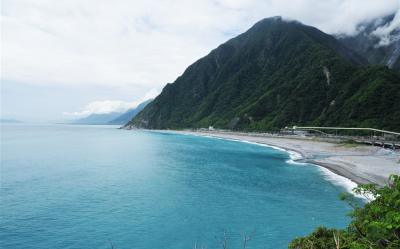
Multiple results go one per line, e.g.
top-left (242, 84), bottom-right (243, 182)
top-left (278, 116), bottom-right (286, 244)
top-left (126, 17), bottom-right (400, 132)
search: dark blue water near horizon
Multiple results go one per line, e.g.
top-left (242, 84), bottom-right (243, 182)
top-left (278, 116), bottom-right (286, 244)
top-left (1, 124), bottom-right (354, 249)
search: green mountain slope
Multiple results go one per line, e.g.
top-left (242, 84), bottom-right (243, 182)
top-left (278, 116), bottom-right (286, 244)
top-left (126, 17), bottom-right (400, 132)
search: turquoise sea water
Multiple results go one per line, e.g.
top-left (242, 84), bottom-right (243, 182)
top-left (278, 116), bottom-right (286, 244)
top-left (1, 124), bottom-right (354, 249)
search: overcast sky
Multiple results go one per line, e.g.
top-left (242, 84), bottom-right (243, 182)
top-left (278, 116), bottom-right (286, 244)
top-left (1, 0), bottom-right (399, 122)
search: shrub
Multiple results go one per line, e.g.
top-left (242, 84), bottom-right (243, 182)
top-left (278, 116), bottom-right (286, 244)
top-left (289, 175), bottom-right (400, 249)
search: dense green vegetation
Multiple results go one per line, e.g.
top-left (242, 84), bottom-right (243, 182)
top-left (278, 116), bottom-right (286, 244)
top-left (289, 175), bottom-right (400, 249)
top-left (126, 17), bottom-right (400, 131)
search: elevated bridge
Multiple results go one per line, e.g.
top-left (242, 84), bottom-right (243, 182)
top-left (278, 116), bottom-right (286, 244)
top-left (289, 126), bottom-right (400, 149)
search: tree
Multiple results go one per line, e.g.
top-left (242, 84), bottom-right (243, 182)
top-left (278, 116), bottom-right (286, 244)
top-left (289, 175), bottom-right (400, 249)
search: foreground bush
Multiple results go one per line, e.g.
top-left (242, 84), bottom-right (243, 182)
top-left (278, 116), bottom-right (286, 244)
top-left (289, 175), bottom-right (400, 249)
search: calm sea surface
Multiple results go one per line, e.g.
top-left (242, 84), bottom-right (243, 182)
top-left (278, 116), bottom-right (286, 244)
top-left (1, 124), bottom-right (354, 249)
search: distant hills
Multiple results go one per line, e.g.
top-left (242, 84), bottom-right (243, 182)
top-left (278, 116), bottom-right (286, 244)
top-left (74, 99), bottom-right (152, 125)
top-left (73, 112), bottom-right (123, 125)
top-left (108, 99), bottom-right (153, 125)
top-left (0, 118), bottom-right (23, 123)
top-left (126, 16), bottom-right (400, 132)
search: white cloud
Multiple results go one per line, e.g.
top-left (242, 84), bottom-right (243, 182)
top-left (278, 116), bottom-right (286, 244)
top-left (2, 0), bottom-right (398, 94)
top-left (372, 8), bottom-right (400, 46)
top-left (63, 88), bottom-right (158, 117)
top-left (63, 100), bottom-right (137, 117)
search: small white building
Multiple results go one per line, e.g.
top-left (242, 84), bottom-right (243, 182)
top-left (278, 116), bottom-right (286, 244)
top-left (208, 126), bottom-right (215, 131)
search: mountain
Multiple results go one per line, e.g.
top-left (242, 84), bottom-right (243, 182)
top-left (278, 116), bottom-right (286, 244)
top-left (74, 112), bottom-right (123, 125)
top-left (108, 99), bottom-right (153, 125)
top-left (338, 13), bottom-right (400, 71)
top-left (126, 17), bottom-right (400, 132)
top-left (73, 99), bottom-right (153, 125)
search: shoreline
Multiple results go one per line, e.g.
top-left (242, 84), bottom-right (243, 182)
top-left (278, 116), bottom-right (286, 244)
top-left (165, 130), bottom-right (400, 187)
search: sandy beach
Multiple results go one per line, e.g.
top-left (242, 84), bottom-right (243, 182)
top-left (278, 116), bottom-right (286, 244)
top-left (172, 130), bottom-right (400, 187)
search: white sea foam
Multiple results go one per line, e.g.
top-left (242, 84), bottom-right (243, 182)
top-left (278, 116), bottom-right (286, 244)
top-left (229, 137), bottom-right (365, 198)
top-left (317, 166), bottom-right (370, 200)
top-left (201, 135), bottom-right (309, 166)
top-left (178, 132), bottom-right (367, 198)
top-left (318, 166), bottom-right (357, 192)
top-left (285, 150), bottom-right (309, 165)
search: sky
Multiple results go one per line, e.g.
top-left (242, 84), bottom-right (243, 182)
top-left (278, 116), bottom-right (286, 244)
top-left (1, 0), bottom-right (399, 122)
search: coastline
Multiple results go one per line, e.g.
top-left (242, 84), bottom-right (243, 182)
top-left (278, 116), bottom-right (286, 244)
top-left (166, 130), bottom-right (400, 187)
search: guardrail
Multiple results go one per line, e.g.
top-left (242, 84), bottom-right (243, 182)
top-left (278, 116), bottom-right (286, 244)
top-left (292, 126), bottom-right (400, 136)
top-left (288, 126), bottom-right (400, 149)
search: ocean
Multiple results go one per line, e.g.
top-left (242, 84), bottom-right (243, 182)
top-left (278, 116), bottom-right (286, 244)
top-left (1, 124), bottom-right (356, 249)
